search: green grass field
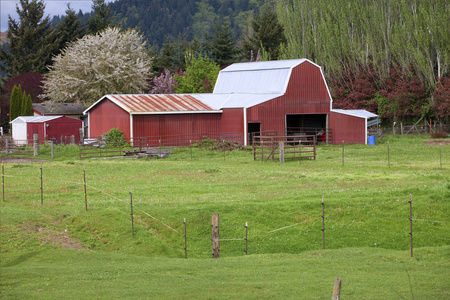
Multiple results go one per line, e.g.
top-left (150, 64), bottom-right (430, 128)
top-left (1, 134), bottom-right (449, 299)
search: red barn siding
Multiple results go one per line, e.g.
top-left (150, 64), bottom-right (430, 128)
top-left (329, 112), bottom-right (366, 144)
top-left (47, 117), bottom-right (82, 143)
top-left (221, 108), bottom-right (244, 133)
top-left (284, 61), bottom-right (331, 114)
top-left (89, 99), bottom-right (130, 138)
top-left (27, 123), bottom-right (44, 141)
top-left (133, 113), bottom-right (221, 138)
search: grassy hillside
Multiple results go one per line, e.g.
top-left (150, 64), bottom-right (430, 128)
top-left (1, 134), bottom-right (449, 298)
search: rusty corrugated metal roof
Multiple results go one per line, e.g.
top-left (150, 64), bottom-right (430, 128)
top-left (107, 94), bottom-right (217, 113)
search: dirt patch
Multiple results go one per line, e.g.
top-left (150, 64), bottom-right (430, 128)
top-left (21, 222), bottom-right (86, 250)
top-left (0, 156), bottom-right (47, 164)
top-left (424, 139), bottom-right (450, 145)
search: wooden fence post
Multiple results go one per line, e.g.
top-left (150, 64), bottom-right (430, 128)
top-left (279, 141), bottom-right (285, 163)
top-left (332, 278), bottom-right (342, 300)
top-left (212, 214), bottom-right (219, 258)
top-left (33, 133), bottom-right (39, 156)
top-left (387, 141), bottom-right (390, 168)
top-left (245, 221), bottom-right (248, 255)
top-left (184, 218), bottom-right (187, 259)
top-left (83, 166), bottom-right (87, 211)
top-left (409, 194), bottom-right (413, 258)
top-left (341, 141), bottom-right (345, 166)
top-left (40, 162), bottom-right (43, 205)
top-left (322, 196), bottom-right (325, 249)
top-left (51, 141), bottom-right (54, 159)
top-left (130, 188), bottom-right (134, 237)
top-left (2, 163), bottom-right (4, 202)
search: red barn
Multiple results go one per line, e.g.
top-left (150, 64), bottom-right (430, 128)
top-left (84, 59), bottom-right (377, 145)
top-left (10, 116), bottom-right (83, 145)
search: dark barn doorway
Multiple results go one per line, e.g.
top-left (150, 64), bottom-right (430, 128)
top-left (248, 122), bottom-right (261, 145)
top-left (286, 114), bottom-right (328, 142)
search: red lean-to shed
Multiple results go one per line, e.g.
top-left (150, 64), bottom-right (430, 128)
top-left (84, 59), bottom-right (377, 145)
top-left (10, 116), bottom-right (83, 145)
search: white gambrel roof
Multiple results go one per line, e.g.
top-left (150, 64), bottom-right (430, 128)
top-left (213, 59), bottom-right (308, 94)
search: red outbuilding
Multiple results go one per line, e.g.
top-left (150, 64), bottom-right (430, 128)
top-left (84, 59), bottom-right (377, 145)
top-left (10, 116), bottom-right (83, 145)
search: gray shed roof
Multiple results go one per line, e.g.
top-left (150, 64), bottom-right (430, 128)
top-left (33, 103), bottom-right (86, 115)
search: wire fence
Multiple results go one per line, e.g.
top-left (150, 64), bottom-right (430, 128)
top-left (1, 162), bottom-right (448, 258)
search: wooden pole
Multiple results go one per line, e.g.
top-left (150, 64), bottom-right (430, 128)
top-left (387, 141), bottom-right (390, 168)
top-left (33, 133), bottom-right (39, 156)
top-left (184, 218), bottom-right (187, 259)
top-left (40, 162), bottom-right (43, 205)
top-left (279, 141), bottom-right (285, 163)
top-left (409, 194), bottom-right (413, 258)
top-left (83, 166), bottom-right (87, 211)
top-left (2, 163), bottom-right (4, 202)
top-left (245, 221), bottom-right (248, 255)
top-left (51, 141), bottom-right (54, 159)
top-left (130, 188), bottom-right (134, 237)
top-left (322, 196), bottom-right (325, 250)
top-left (212, 214), bottom-right (219, 258)
top-left (429, 119), bottom-right (432, 136)
top-left (332, 278), bottom-right (342, 300)
top-left (342, 141), bottom-right (345, 166)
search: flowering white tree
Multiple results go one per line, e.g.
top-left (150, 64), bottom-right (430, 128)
top-left (41, 27), bottom-right (152, 106)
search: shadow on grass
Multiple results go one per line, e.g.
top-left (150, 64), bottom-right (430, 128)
top-left (2, 251), bottom-right (41, 267)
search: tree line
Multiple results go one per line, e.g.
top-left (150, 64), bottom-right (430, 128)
top-left (277, 0), bottom-right (449, 123)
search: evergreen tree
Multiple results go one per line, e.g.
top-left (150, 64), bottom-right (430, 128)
top-left (243, 4), bottom-right (286, 60)
top-left (21, 91), bottom-right (33, 116)
top-left (0, 0), bottom-right (59, 76)
top-left (57, 4), bottom-right (85, 52)
top-left (211, 21), bottom-right (239, 67)
top-left (10, 85), bottom-right (23, 121)
top-left (87, 0), bottom-right (113, 34)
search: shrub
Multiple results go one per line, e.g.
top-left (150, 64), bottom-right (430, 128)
top-left (104, 128), bottom-right (127, 147)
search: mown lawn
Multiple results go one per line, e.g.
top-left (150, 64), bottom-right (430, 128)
top-left (1, 134), bottom-right (449, 298)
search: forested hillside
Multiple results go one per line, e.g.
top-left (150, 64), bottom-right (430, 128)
top-left (51, 0), bottom-right (266, 50)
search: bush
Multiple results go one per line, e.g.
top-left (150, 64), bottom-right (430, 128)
top-left (104, 128), bottom-right (127, 147)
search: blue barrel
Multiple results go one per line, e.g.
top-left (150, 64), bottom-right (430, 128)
top-left (368, 135), bottom-right (376, 145)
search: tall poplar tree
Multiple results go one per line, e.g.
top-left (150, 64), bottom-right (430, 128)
top-left (21, 90), bottom-right (33, 116)
top-left (10, 85), bottom-right (23, 121)
top-left (0, 0), bottom-right (59, 76)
